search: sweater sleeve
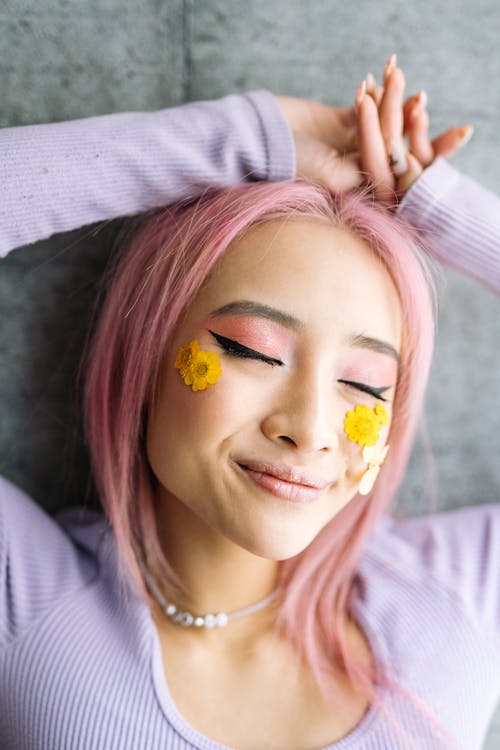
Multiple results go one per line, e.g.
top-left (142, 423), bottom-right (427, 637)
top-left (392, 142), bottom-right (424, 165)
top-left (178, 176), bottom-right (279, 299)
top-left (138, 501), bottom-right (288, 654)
top-left (390, 504), bottom-right (500, 648)
top-left (397, 157), bottom-right (500, 294)
top-left (0, 475), bottom-right (98, 648)
top-left (0, 91), bottom-right (295, 258)
top-left (395, 165), bottom-right (500, 643)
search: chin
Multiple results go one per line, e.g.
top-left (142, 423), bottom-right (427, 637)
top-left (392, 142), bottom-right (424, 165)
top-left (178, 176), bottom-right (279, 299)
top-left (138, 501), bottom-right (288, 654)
top-left (231, 524), bottom-right (323, 562)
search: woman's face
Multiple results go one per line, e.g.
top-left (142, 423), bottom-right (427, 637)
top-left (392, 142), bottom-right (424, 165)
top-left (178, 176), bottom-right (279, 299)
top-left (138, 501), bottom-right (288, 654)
top-left (147, 219), bottom-right (402, 560)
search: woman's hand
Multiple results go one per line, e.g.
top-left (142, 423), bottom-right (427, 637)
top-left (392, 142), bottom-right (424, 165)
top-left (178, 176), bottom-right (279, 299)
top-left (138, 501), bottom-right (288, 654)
top-left (276, 55), bottom-right (472, 204)
top-left (357, 55), bottom-right (473, 204)
top-left (275, 96), bottom-right (363, 192)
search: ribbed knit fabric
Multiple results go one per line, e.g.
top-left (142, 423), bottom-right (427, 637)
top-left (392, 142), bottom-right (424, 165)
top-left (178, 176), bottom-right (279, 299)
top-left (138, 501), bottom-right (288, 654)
top-left (1, 477), bottom-right (499, 749)
top-left (1, 92), bottom-right (500, 749)
top-left (398, 157), bottom-right (500, 295)
top-left (0, 90), bottom-right (294, 257)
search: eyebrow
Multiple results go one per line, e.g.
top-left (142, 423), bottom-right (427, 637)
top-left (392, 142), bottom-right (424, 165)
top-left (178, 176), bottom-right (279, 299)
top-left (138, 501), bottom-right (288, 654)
top-left (349, 334), bottom-right (401, 366)
top-left (209, 301), bottom-right (304, 330)
top-left (209, 300), bottom-right (400, 365)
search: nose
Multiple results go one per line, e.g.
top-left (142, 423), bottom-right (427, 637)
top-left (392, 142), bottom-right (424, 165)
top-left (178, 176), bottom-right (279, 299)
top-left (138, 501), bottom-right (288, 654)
top-left (260, 368), bottom-right (340, 454)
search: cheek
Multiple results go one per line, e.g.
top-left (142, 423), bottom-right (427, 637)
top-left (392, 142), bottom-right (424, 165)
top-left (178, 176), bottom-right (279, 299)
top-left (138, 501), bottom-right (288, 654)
top-left (342, 437), bottom-right (365, 482)
top-left (147, 369), bottom-right (213, 459)
top-left (146, 361), bottom-right (257, 470)
top-left (174, 373), bottom-right (251, 434)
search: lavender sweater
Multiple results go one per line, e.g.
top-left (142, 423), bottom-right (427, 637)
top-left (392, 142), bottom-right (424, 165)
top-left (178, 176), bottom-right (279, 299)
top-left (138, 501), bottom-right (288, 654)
top-left (1, 92), bottom-right (499, 750)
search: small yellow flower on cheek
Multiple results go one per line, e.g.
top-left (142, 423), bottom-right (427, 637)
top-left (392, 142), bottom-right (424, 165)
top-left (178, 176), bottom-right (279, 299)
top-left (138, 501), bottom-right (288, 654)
top-left (343, 403), bottom-right (388, 447)
top-left (343, 403), bottom-right (390, 495)
top-left (374, 402), bottom-right (389, 426)
top-left (174, 339), bottom-right (222, 392)
top-left (174, 339), bottom-right (200, 376)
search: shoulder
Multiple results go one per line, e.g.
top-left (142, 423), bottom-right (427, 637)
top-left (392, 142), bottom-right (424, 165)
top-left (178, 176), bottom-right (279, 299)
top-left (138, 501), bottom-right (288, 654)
top-left (353, 506), bottom-right (500, 747)
top-left (386, 504), bottom-right (500, 599)
top-left (360, 504), bottom-right (500, 645)
top-left (0, 474), bottom-right (102, 647)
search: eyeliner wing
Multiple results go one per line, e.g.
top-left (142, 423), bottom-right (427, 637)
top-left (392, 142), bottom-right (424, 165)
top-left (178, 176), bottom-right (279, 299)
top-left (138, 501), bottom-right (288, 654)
top-left (208, 330), bottom-right (283, 366)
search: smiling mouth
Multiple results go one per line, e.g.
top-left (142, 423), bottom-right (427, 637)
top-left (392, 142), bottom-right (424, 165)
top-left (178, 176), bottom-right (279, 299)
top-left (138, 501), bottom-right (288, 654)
top-left (236, 461), bottom-right (331, 504)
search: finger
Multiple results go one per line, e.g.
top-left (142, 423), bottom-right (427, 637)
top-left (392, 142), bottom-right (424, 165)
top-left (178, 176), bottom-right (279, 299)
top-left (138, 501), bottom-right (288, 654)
top-left (396, 151), bottom-right (423, 196)
top-left (366, 72), bottom-right (377, 97)
top-left (379, 67), bottom-right (407, 175)
top-left (380, 66), bottom-right (405, 146)
top-left (357, 85), bottom-right (395, 203)
top-left (407, 106), bottom-right (434, 167)
top-left (373, 85), bottom-right (384, 108)
top-left (432, 126), bottom-right (474, 159)
top-left (382, 53), bottom-right (397, 84)
top-left (366, 73), bottom-right (384, 107)
top-left (403, 92), bottom-right (424, 133)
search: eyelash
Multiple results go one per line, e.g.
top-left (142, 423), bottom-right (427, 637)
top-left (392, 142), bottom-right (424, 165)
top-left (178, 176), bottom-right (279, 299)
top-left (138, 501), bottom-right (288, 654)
top-left (209, 331), bottom-right (390, 400)
top-left (209, 330), bottom-right (283, 366)
top-left (337, 379), bottom-right (389, 402)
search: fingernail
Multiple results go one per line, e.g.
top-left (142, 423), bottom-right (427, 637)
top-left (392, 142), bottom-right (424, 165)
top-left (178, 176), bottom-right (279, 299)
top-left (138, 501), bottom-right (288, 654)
top-left (409, 91), bottom-right (428, 122)
top-left (388, 140), bottom-right (408, 176)
top-left (416, 90), bottom-right (428, 110)
top-left (355, 80), bottom-right (366, 112)
top-left (384, 53), bottom-right (397, 81)
top-left (366, 72), bottom-right (376, 90)
top-left (458, 125), bottom-right (474, 146)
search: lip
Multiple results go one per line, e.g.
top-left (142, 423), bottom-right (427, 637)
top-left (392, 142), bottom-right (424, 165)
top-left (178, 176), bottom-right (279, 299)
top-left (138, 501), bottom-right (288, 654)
top-left (236, 460), bottom-right (331, 504)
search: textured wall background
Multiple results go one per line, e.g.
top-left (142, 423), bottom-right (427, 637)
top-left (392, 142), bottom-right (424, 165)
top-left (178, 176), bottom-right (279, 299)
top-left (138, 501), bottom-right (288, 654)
top-left (1, 0), bottom-right (499, 745)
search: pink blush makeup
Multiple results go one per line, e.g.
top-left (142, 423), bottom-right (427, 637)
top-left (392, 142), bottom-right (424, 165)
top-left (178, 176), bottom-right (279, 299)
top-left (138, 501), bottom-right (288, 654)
top-left (205, 315), bottom-right (292, 360)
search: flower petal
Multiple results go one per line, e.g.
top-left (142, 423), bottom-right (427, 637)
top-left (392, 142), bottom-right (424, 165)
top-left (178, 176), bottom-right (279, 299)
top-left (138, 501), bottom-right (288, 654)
top-left (359, 466), bottom-right (380, 495)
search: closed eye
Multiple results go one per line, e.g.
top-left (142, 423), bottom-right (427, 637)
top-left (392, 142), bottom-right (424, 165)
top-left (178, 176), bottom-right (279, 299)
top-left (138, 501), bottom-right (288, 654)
top-left (208, 330), bottom-right (283, 367)
top-left (337, 379), bottom-right (390, 402)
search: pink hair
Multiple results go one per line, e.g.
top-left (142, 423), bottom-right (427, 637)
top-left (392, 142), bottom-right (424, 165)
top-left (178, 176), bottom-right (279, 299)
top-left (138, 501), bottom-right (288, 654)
top-left (83, 181), bottom-right (454, 746)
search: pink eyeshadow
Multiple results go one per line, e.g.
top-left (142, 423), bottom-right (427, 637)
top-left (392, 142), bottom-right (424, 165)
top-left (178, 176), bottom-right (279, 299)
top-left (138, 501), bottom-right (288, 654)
top-left (205, 315), bottom-right (292, 359)
top-left (340, 352), bottom-right (399, 388)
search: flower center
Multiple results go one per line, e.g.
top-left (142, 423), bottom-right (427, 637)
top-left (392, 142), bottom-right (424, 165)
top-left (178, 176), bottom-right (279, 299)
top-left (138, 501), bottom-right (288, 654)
top-left (195, 362), bottom-right (209, 377)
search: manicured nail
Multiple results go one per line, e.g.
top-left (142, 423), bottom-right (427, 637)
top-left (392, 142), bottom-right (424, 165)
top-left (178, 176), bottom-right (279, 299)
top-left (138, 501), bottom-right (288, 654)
top-left (384, 53), bottom-right (397, 82)
top-left (366, 72), bottom-right (376, 90)
top-left (408, 91), bottom-right (428, 123)
top-left (355, 80), bottom-right (366, 112)
top-left (416, 90), bottom-right (428, 110)
top-left (458, 125), bottom-right (474, 146)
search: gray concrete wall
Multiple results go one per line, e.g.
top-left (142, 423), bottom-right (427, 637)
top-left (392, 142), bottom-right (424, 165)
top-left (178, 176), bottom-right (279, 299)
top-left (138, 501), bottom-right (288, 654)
top-left (1, 0), bottom-right (499, 746)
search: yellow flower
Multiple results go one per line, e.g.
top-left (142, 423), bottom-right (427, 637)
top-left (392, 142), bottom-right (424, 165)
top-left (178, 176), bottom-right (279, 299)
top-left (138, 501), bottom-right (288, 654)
top-left (344, 404), bottom-right (387, 447)
top-left (175, 339), bottom-right (200, 377)
top-left (175, 340), bottom-right (222, 392)
top-left (187, 350), bottom-right (222, 391)
top-left (374, 403), bottom-right (389, 425)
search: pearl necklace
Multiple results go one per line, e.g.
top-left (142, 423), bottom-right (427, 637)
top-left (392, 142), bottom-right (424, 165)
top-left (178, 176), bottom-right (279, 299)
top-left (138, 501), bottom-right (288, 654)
top-left (142, 568), bottom-right (279, 629)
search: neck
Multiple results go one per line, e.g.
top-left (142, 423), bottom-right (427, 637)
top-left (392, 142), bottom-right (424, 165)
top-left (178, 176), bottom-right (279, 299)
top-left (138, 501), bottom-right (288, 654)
top-left (153, 486), bottom-right (280, 620)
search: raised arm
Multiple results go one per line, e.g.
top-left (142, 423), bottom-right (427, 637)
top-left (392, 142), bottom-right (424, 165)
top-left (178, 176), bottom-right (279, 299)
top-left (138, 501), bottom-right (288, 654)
top-left (398, 159), bottom-right (500, 295)
top-left (0, 92), bottom-right (294, 258)
top-left (0, 90), bottom-right (372, 259)
top-left (356, 58), bottom-right (500, 294)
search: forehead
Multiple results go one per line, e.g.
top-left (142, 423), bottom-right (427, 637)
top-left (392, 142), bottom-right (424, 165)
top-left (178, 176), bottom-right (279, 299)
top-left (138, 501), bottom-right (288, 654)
top-left (189, 218), bottom-right (402, 349)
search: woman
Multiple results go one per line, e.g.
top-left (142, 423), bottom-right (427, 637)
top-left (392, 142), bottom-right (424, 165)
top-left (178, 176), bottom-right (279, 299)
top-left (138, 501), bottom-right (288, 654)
top-left (1, 59), bottom-right (499, 749)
